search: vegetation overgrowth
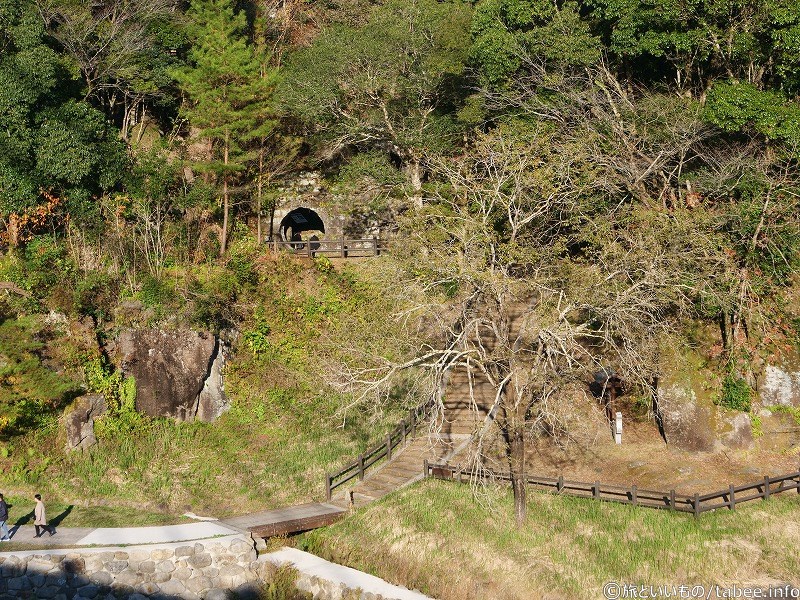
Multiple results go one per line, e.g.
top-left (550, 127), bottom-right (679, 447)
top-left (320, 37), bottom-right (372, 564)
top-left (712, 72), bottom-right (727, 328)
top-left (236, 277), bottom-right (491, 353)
top-left (0, 0), bottom-right (799, 591)
top-left (0, 251), bottom-right (408, 515)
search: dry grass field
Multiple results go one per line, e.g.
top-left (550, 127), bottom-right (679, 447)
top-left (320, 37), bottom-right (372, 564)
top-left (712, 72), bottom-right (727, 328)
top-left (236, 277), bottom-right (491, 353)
top-left (302, 478), bottom-right (800, 600)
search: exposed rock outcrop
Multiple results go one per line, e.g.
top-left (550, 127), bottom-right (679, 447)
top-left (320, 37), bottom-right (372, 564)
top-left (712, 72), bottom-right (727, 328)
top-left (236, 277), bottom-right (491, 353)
top-left (658, 382), bottom-right (718, 452)
top-left (197, 337), bottom-right (228, 422)
top-left (658, 354), bottom-right (755, 452)
top-left (760, 363), bottom-right (800, 407)
top-left (116, 328), bottom-right (228, 422)
top-left (64, 394), bottom-right (107, 452)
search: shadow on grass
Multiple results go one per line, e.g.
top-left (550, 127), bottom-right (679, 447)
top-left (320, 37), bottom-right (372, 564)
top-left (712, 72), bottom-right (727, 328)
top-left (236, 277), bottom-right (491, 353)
top-left (50, 505), bottom-right (73, 528)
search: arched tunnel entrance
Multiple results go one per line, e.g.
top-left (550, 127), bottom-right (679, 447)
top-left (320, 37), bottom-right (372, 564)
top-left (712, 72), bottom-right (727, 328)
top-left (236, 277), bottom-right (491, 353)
top-left (278, 207), bottom-right (325, 248)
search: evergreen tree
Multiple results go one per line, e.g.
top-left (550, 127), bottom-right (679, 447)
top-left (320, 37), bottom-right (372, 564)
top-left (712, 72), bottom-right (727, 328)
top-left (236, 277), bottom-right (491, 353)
top-left (0, 0), bottom-right (124, 238)
top-left (172, 0), bottom-right (270, 254)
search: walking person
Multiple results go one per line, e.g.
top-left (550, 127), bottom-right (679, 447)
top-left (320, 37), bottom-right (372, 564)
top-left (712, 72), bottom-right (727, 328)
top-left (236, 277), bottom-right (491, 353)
top-left (0, 493), bottom-right (10, 541)
top-left (33, 493), bottom-right (55, 537)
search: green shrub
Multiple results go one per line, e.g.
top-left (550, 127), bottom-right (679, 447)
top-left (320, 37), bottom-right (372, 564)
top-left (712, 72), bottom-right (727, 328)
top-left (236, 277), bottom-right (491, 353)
top-left (719, 374), bottom-right (752, 412)
top-left (243, 316), bottom-right (272, 358)
top-left (138, 274), bottom-right (176, 308)
top-left (0, 317), bottom-right (81, 435)
top-left (189, 269), bottom-right (240, 331)
top-left (259, 564), bottom-right (311, 600)
top-left (314, 256), bottom-right (334, 274)
top-left (226, 242), bottom-right (259, 287)
top-left (85, 358), bottom-right (145, 437)
top-left (750, 414), bottom-right (763, 438)
top-left (74, 270), bottom-right (118, 319)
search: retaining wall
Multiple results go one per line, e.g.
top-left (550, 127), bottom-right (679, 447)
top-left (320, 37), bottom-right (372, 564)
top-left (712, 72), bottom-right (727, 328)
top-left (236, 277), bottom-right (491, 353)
top-left (0, 534), bottom-right (261, 600)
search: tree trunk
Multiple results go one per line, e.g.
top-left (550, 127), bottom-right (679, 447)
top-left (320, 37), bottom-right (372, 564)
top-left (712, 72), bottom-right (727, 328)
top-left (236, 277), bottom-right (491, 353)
top-left (221, 131), bottom-right (230, 255)
top-left (407, 159), bottom-right (423, 209)
top-left (508, 424), bottom-right (527, 527)
top-left (256, 145), bottom-right (265, 245)
top-left (269, 202), bottom-right (276, 242)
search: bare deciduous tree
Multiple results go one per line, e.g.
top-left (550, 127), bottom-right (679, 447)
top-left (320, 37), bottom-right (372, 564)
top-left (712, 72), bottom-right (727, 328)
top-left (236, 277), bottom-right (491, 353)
top-left (327, 124), bottom-right (727, 525)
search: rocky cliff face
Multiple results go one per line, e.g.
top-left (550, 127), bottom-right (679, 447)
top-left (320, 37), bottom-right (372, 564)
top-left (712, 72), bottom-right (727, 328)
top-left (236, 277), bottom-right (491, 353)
top-left (115, 328), bottom-right (228, 422)
top-left (658, 347), bottom-right (800, 454)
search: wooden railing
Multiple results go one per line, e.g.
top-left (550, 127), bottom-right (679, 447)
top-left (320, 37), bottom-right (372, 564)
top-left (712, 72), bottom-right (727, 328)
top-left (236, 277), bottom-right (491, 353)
top-left (325, 398), bottom-right (437, 501)
top-left (269, 237), bottom-right (386, 259)
top-left (425, 463), bottom-right (800, 516)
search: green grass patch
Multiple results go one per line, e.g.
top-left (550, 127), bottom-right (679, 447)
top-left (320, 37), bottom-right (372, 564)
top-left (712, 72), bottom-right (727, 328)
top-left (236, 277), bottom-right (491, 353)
top-left (2, 494), bottom-right (185, 528)
top-left (301, 479), bottom-right (800, 600)
top-left (0, 253), bottom-right (422, 520)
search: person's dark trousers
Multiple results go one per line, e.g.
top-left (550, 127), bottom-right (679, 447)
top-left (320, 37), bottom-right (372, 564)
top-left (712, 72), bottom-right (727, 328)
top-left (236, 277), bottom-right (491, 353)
top-left (35, 525), bottom-right (54, 537)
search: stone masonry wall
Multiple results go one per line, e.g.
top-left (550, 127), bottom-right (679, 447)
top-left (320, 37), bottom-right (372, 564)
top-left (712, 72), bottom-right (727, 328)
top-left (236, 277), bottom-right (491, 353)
top-left (0, 534), bottom-right (261, 600)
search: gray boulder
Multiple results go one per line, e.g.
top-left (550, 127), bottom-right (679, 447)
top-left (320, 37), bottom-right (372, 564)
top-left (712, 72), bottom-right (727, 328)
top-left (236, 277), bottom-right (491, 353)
top-left (760, 363), bottom-right (800, 407)
top-left (658, 383), bottom-right (717, 452)
top-left (64, 394), bottom-right (106, 452)
top-left (116, 328), bottom-right (228, 422)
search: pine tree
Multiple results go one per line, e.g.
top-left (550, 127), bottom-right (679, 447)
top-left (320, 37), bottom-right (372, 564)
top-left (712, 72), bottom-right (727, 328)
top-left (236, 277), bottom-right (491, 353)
top-left (172, 0), bottom-right (268, 254)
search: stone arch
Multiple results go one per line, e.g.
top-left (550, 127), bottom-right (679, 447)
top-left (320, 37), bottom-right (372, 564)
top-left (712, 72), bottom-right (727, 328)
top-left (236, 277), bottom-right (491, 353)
top-left (278, 207), bottom-right (326, 242)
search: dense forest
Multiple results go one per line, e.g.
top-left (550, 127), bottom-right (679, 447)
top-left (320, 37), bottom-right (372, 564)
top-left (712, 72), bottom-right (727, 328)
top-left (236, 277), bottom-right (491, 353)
top-left (1, 0), bottom-right (800, 526)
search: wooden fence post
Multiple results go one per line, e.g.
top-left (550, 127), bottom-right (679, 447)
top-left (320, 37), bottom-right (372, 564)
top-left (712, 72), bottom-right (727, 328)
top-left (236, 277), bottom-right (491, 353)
top-left (669, 489), bottom-right (676, 510)
top-left (373, 236), bottom-right (378, 256)
top-left (401, 420), bottom-right (407, 446)
top-left (693, 493), bottom-right (700, 517)
top-left (631, 485), bottom-right (637, 506)
top-left (340, 233), bottom-right (346, 258)
top-left (423, 459), bottom-right (429, 478)
top-left (763, 476), bottom-right (770, 501)
top-left (557, 476), bottom-right (564, 492)
top-left (729, 485), bottom-right (736, 510)
top-left (593, 482), bottom-right (600, 499)
top-left (358, 455), bottom-right (365, 481)
top-left (325, 474), bottom-right (332, 502)
top-left (386, 434), bottom-right (392, 461)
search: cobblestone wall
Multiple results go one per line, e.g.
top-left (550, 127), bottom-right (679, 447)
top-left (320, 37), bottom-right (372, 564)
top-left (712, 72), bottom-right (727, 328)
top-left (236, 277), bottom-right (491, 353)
top-left (0, 534), bottom-right (261, 599)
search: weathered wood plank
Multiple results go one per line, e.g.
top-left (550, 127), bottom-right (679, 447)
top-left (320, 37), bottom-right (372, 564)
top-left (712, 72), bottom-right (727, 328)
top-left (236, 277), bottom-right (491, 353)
top-left (222, 502), bottom-right (345, 536)
top-left (249, 511), bottom-right (345, 538)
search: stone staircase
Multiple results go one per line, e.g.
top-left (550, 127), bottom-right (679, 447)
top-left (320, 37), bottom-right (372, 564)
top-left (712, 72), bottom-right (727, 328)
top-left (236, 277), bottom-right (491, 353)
top-left (332, 368), bottom-right (499, 507)
top-left (332, 301), bottom-right (531, 507)
top-left (333, 434), bottom-right (471, 507)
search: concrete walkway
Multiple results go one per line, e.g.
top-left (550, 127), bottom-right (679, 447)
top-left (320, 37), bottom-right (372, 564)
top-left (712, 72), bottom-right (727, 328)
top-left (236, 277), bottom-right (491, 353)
top-left (2, 524), bottom-right (93, 546)
top-left (0, 521), bottom-right (238, 548)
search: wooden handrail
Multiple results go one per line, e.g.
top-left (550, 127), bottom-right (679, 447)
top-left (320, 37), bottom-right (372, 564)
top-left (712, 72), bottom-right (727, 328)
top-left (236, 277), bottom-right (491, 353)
top-left (269, 237), bottom-right (388, 259)
top-left (424, 463), bottom-right (800, 517)
top-left (325, 397), bottom-right (437, 501)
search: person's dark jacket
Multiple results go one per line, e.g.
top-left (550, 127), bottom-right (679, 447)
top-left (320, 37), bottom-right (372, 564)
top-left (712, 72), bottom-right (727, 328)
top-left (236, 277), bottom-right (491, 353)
top-left (0, 499), bottom-right (8, 521)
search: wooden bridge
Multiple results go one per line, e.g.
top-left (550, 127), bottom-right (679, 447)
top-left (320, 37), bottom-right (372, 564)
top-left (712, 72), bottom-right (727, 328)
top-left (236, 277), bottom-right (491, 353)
top-left (221, 502), bottom-right (346, 538)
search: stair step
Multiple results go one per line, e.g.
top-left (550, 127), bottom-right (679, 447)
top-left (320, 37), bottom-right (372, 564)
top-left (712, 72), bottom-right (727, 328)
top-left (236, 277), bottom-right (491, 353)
top-left (357, 479), bottom-right (399, 494)
top-left (380, 465), bottom-right (423, 477)
top-left (357, 487), bottom-right (391, 500)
